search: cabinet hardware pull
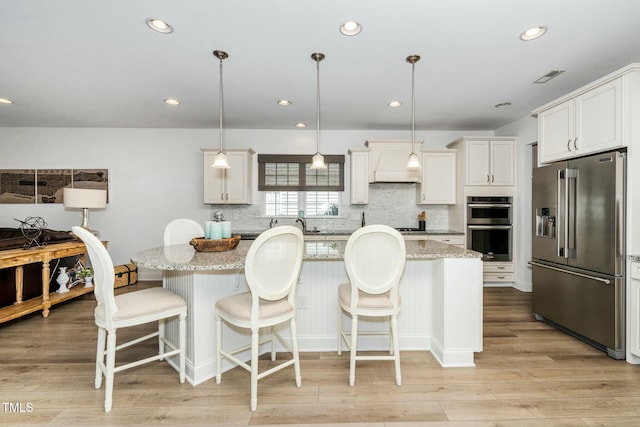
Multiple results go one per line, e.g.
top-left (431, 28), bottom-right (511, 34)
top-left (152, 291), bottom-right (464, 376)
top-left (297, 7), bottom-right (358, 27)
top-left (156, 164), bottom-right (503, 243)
top-left (487, 174), bottom-right (490, 183)
top-left (497, 266), bottom-right (505, 269)
top-left (574, 137), bottom-right (578, 150)
top-left (220, 193), bottom-right (224, 201)
top-left (567, 139), bottom-right (572, 151)
top-left (491, 175), bottom-right (495, 183)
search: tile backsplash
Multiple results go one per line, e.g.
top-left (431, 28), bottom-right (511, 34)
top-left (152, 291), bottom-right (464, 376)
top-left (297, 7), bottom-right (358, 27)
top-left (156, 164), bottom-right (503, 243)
top-left (212, 183), bottom-right (451, 232)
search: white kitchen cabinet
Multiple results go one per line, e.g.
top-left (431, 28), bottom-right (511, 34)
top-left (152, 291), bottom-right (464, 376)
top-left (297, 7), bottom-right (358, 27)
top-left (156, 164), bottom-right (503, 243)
top-left (349, 149), bottom-right (368, 204)
top-left (448, 137), bottom-right (515, 187)
top-left (629, 261), bottom-right (640, 360)
top-left (483, 262), bottom-right (514, 283)
top-left (428, 234), bottom-right (465, 248)
top-left (203, 149), bottom-right (254, 204)
top-left (537, 78), bottom-right (623, 164)
top-left (417, 150), bottom-right (456, 204)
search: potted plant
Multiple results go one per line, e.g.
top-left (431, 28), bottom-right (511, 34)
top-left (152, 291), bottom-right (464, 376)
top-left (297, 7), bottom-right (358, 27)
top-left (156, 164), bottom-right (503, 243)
top-left (77, 266), bottom-right (94, 288)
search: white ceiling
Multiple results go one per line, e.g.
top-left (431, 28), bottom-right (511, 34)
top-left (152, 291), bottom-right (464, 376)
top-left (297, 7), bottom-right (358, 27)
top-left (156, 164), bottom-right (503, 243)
top-left (1, 0), bottom-right (640, 131)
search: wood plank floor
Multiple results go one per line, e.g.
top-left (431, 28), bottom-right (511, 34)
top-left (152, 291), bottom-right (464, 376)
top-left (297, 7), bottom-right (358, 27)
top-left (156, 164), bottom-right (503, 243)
top-left (1, 282), bottom-right (640, 426)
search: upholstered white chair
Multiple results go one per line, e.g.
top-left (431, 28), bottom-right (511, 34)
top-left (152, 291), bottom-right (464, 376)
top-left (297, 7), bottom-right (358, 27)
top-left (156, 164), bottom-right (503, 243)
top-left (337, 224), bottom-right (406, 386)
top-left (163, 218), bottom-right (204, 246)
top-left (72, 226), bottom-right (187, 412)
top-left (215, 225), bottom-right (304, 411)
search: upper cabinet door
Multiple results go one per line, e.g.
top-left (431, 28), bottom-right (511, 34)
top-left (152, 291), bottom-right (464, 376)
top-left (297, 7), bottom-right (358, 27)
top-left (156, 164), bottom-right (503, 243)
top-left (465, 140), bottom-right (491, 186)
top-left (575, 78), bottom-right (623, 156)
top-left (418, 151), bottom-right (456, 204)
top-left (225, 151), bottom-right (253, 204)
top-left (349, 150), bottom-right (369, 204)
top-left (490, 141), bottom-right (515, 186)
top-left (538, 100), bottom-right (575, 164)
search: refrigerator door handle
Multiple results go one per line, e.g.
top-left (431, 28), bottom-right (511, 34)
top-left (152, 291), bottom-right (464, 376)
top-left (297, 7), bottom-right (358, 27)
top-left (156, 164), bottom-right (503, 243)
top-left (528, 261), bottom-right (611, 285)
top-left (566, 168), bottom-right (578, 258)
top-left (557, 169), bottom-right (565, 257)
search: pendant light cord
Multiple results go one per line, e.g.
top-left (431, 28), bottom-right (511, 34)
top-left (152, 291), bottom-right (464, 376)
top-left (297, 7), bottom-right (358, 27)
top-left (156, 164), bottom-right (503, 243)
top-left (411, 60), bottom-right (415, 151)
top-left (218, 56), bottom-right (224, 154)
top-left (316, 56), bottom-right (321, 154)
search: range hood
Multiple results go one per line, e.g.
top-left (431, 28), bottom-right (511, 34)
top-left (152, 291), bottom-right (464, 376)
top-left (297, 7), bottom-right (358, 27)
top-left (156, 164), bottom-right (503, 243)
top-left (365, 140), bottom-right (422, 183)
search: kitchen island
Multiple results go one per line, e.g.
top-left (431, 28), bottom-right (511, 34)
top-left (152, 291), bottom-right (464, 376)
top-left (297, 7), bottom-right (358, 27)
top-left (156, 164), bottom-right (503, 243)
top-left (132, 239), bottom-right (483, 385)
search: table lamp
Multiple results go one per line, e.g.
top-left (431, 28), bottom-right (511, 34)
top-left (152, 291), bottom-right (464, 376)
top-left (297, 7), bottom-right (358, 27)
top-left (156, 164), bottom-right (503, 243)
top-left (63, 188), bottom-right (107, 235)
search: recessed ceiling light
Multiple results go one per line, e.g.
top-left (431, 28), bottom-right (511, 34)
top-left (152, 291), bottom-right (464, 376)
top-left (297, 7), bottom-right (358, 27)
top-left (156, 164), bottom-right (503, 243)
top-left (340, 20), bottom-right (362, 36)
top-left (520, 26), bottom-right (547, 41)
top-left (388, 100), bottom-right (402, 108)
top-left (295, 122), bottom-right (307, 128)
top-left (494, 102), bottom-right (511, 108)
top-left (277, 99), bottom-right (292, 106)
top-left (146, 18), bottom-right (173, 34)
top-left (0, 98), bottom-right (13, 104)
top-left (533, 69), bottom-right (565, 84)
top-left (164, 98), bottom-right (181, 105)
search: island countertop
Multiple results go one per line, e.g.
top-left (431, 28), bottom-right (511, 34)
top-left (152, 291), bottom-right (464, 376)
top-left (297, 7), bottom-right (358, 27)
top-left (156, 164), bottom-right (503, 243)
top-left (131, 239), bottom-right (482, 271)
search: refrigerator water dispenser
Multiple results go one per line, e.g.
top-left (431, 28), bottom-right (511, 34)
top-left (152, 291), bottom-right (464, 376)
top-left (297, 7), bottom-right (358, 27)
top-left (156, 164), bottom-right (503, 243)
top-left (536, 208), bottom-right (556, 238)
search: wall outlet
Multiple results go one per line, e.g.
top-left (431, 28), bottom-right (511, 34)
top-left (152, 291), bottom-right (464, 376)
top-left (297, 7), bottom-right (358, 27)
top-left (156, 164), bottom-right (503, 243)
top-left (297, 296), bottom-right (307, 309)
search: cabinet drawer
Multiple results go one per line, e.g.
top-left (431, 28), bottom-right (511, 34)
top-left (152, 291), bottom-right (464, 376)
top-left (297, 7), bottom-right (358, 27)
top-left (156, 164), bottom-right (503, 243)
top-left (429, 235), bottom-right (464, 245)
top-left (483, 272), bottom-right (514, 282)
top-left (631, 262), bottom-right (640, 280)
top-left (484, 262), bottom-right (514, 273)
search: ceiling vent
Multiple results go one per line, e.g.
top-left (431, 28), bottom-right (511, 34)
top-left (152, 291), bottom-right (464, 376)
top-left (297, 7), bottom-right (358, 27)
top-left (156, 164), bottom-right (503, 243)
top-left (533, 69), bottom-right (565, 84)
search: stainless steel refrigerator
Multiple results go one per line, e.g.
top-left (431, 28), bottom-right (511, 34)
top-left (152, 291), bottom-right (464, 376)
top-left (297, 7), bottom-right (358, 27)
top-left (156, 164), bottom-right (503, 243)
top-left (531, 150), bottom-right (626, 359)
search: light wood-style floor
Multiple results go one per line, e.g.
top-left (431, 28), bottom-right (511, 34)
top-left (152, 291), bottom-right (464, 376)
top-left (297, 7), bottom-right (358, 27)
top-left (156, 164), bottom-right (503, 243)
top-left (1, 282), bottom-right (640, 426)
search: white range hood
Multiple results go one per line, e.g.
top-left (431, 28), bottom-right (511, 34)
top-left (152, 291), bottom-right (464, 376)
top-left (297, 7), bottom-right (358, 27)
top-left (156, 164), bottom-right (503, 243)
top-left (365, 140), bottom-right (422, 183)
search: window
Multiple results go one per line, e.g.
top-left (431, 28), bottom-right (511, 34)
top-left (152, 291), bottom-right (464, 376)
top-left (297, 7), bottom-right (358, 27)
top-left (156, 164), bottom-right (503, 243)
top-left (264, 191), bottom-right (341, 217)
top-left (259, 154), bottom-right (344, 217)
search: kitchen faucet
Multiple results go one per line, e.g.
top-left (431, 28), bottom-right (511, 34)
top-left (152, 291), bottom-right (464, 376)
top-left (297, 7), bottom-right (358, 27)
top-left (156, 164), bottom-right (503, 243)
top-left (295, 217), bottom-right (307, 232)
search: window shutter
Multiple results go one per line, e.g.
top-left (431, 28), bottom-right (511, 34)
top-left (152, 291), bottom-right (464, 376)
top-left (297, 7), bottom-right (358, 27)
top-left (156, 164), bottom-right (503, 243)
top-left (258, 154), bottom-right (344, 191)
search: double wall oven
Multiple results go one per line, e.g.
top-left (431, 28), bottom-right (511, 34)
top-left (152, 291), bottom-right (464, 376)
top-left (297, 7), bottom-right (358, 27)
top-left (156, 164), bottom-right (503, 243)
top-left (466, 196), bottom-right (512, 261)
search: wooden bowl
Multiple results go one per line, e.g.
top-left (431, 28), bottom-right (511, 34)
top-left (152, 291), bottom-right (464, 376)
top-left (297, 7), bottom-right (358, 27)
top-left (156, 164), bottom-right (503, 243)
top-left (190, 235), bottom-right (241, 252)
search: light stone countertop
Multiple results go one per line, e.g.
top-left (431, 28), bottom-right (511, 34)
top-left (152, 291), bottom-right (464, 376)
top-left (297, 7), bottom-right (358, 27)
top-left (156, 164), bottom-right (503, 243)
top-left (131, 239), bottom-right (481, 272)
top-left (237, 229), bottom-right (464, 240)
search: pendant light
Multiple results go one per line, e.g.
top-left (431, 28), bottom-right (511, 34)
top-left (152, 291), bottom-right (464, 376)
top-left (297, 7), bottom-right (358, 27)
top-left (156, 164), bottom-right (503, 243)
top-left (211, 50), bottom-right (230, 169)
top-left (406, 54), bottom-right (421, 170)
top-left (310, 52), bottom-right (327, 170)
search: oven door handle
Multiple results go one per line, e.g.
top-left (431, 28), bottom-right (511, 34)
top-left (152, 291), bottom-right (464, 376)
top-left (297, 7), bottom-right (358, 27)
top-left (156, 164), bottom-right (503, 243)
top-left (467, 203), bottom-right (512, 208)
top-left (467, 225), bottom-right (512, 229)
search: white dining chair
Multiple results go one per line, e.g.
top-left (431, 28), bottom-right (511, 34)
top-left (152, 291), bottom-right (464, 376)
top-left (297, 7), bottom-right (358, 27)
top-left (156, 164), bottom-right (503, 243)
top-left (337, 224), bottom-right (406, 386)
top-left (163, 218), bottom-right (204, 246)
top-left (72, 226), bottom-right (187, 412)
top-left (215, 225), bottom-right (304, 411)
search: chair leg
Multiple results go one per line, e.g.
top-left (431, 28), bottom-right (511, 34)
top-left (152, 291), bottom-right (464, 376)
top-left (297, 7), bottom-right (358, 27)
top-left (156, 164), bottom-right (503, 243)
top-left (389, 318), bottom-right (394, 355)
top-left (270, 326), bottom-right (276, 361)
top-left (391, 315), bottom-right (401, 386)
top-left (104, 329), bottom-right (117, 412)
top-left (250, 328), bottom-right (259, 411)
top-left (337, 304), bottom-right (342, 356)
top-left (95, 327), bottom-right (106, 389)
top-left (290, 317), bottom-right (301, 387)
top-left (179, 314), bottom-right (186, 384)
top-left (215, 314), bottom-right (222, 384)
top-left (158, 319), bottom-right (165, 361)
top-left (349, 315), bottom-right (358, 387)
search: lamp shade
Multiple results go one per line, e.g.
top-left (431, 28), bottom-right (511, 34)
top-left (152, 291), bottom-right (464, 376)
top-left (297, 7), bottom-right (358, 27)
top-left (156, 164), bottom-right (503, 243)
top-left (63, 188), bottom-right (107, 208)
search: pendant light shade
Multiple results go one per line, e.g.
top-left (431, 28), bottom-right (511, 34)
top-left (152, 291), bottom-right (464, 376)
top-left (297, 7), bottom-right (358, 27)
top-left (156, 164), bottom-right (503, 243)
top-left (212, 50), bottom-right (230, 169)
top-left (310, 52), bottom-right (327, 170)
top-left (406, 54), bottom-right (421, 170)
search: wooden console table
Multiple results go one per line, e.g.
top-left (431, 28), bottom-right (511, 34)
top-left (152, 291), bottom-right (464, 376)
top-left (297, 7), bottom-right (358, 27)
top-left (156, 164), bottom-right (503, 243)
top-left (0, 240), bottom-right (104, 323)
